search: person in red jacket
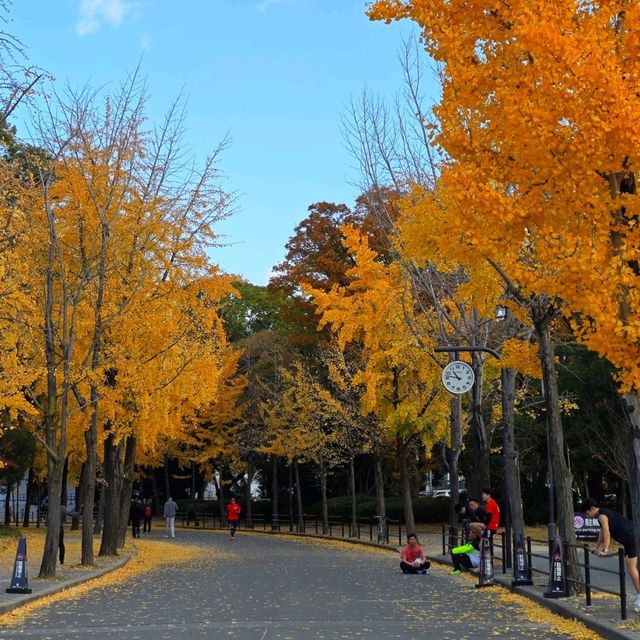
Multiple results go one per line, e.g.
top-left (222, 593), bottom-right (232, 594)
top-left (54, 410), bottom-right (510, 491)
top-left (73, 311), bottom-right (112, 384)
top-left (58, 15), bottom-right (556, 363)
top-left (226, 497), bottom-right (241, 540)
top-left (481, 488), bottom-right (501, 539)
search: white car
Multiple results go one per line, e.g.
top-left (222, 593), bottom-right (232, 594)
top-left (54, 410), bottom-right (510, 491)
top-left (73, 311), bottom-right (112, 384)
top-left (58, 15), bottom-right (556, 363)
top-left (431, 489), bottom-right (450, 499)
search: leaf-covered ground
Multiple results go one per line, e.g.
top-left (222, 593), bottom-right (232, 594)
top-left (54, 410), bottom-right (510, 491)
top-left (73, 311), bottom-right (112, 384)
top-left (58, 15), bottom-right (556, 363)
top-left (0, 529), bottom-right (602, 639)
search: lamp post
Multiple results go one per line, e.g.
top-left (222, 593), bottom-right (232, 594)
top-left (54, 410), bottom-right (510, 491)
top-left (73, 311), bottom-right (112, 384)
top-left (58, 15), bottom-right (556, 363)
top-left (436, 345), bottom-right (500, 551)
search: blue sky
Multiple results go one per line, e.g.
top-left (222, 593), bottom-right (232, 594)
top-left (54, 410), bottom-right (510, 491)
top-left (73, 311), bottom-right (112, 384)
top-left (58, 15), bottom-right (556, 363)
top-left (11, 1), bottom-right (419, 284)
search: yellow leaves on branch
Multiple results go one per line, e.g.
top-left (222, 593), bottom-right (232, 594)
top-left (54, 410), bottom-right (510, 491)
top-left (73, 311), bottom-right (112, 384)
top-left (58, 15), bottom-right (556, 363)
top-left (0, 81), bottom-right (240, 470)
top-left (306, 225), bottom-right (449, 448)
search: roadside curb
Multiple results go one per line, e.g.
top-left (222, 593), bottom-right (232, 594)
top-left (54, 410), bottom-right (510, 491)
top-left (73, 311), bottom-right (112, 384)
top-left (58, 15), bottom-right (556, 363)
top-left (0, 550), bottom-right (134, 617)
top-left (495, 575), bottom-right (638, 640)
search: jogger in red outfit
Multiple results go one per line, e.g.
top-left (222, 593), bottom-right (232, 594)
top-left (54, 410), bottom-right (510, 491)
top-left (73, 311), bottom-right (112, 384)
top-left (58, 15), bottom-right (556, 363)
top-left (226, 497), bottom-right (241, 540)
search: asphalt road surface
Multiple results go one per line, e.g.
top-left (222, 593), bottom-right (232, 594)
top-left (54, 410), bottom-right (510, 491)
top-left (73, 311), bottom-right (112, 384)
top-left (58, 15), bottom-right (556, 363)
top-left (0, 530), bottom-right (593, 640)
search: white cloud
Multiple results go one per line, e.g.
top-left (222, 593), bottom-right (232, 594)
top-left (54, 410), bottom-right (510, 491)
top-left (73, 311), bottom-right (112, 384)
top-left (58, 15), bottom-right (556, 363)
top-left (76, 0), bottom-right (131, 36)
top-left (257, 0), bottom-right (288, 13)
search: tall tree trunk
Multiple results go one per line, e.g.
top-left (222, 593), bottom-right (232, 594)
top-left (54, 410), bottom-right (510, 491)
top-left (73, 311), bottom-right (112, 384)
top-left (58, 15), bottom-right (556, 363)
top-left (245, 459), bottom-right (253, 528)
top-left (94, 478), bottom-right (104, 535)
top-left (81, 424), bottom-right (97, 565)
top-left (466, 353), bottom-right (490, 499)
top-left (533, 305), bottom-right (581, 593)
top-left (118, 436), bottom-right (136, 548)
top-left (218, 464), bottom-right (226, 523)
top-left (4, 480), bottom-right (12, 526)
top-left (319, 457), bottom-right (329, 534)
top-left (502, 367), bottom-right (524, 533)
top-left (288, 463), bottom-right (294, 531)
top-left (151, 470), bottom-right (160, 517)
top-left (271, 456), bottom-right (279, 531)
top-left (39, 461), bottom-right (63, 577)
top-left (61, 457), bottom-right (68, 506)
top-left (71, 464), bottom-right (83, 531)
top-left (373, 449), bottom-right (386, 540)
top-left (348, 455), bottom-right (357, 537)
top-left (163, 457), bottom-right (171, 503)
top-left (448, 395), bottom-right (463, 531)
top-left (23, 467), bottom-right (35, 528)
top-left (294, 460), bottom-right (304, 533)
top-left (624, 392), bottom-right (640, 574)
top-left (396, 436), bottom-right (415, 533)
top-left (99, 433), bottom-right (123, 556)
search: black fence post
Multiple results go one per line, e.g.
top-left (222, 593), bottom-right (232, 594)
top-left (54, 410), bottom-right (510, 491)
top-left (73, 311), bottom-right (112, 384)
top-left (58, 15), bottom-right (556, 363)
top-left (501, 531), bottom-right (507, 574)
top-left (526, 536), bottom-right (532, 580)
top-left (583, 545), bottom-right (591, 607)
top-left (341, 519), bottom-right (345, 538)
top-left (619, 548), bottom-right (628, 620)
top-left (442, 524), bottom-right (446, 556)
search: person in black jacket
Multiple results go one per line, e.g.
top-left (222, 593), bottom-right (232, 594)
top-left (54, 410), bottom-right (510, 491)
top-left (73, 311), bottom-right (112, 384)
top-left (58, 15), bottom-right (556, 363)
top-left (129, 500), bottom-right (144, 539)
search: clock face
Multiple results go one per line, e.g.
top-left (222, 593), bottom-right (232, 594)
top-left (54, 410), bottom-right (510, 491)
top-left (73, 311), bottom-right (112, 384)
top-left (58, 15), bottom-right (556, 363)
top-left (442, 361), bottom-right (475, 394)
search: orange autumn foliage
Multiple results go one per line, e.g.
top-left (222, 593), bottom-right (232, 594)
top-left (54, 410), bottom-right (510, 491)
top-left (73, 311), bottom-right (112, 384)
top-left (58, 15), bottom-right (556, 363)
top-left (370, 0), bottom-right (640, 391)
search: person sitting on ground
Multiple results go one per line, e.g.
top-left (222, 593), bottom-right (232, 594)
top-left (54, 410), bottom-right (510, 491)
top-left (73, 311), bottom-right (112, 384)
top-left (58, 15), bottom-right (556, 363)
top-left (400, 533), bottom-right (431, 574)
top-left (581, 497), bottom-right (640, 612)
top-left (449, 528), bottom-right (481, 575)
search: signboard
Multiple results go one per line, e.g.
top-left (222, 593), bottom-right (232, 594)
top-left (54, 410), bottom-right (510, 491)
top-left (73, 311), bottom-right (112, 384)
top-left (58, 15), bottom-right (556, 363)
top-left (574, 513), bottom-right (601, 542)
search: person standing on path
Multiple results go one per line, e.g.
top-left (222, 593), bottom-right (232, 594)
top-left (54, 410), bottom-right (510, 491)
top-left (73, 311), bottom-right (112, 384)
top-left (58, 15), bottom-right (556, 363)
top-left (143, 501), bottom-right (152, 533)
top-left (581, 497), bottom-right (640, 612)
top-left (58, 503), bottom-right (81, 565)
top-left (226, 497), bottom-right (241, 540)
top-left (130, 499), bottom-right (143, 539)
top-left (164, 496), bottom-right (177, 538)
top-left (400, 533), bottom-right (430, 574)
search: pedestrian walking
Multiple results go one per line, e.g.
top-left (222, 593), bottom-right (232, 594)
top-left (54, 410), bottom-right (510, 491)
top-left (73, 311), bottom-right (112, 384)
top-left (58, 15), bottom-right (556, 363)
top-left (130, 499), bottom-right (143, 538)
top-left (163, 496), bottom-right (177, 539)
top-left (143, 501), bottom-right (152, 533)
top-left (400, 533), bottom-right (430, 574)
top-left (226, 497), bottom-right (241, 540)
top-left (581, 497), bottom-right (640, 612)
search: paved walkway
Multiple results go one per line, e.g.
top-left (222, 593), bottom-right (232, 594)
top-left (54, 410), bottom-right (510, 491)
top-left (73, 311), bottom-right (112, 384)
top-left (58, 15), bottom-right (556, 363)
top-left (0, 529), bottom-right (599, 640)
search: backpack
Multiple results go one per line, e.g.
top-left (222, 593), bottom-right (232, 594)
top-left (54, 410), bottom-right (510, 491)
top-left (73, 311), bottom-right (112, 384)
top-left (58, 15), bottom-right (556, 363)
top-left (144, 505), bottom-right (152, 518)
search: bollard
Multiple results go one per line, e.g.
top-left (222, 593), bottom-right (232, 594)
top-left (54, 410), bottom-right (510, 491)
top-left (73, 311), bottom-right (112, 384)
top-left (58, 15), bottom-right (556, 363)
top-left (543, 535), bottom-right (568, 598)
top-left (6, 537), bottom-right (32, 594)
top-left (583, 545), bottom-right (592, 607)
top-left (619, 548), bottom-right (627, 620)
top-left (475, 534), bottom-right (495, 588)
top-left (512, 531), bottom-right (533, 586)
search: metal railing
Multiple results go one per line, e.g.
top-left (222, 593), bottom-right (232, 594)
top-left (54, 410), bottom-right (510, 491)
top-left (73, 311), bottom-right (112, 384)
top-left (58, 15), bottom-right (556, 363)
top-left (177, 511), bottom-right (405, 545)
top-left (564, 541), bottom-right (628, 620)
top-left (440, 526), bottom-right (629, 621)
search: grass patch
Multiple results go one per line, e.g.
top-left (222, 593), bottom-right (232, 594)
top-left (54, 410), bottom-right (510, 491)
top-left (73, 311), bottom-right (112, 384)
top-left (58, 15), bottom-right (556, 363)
top-left (0, 525), bottom-right (21, 538)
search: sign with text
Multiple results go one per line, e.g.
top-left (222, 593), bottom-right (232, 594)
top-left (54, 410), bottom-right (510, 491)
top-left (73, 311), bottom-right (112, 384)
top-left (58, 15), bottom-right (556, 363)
top-left (574, 513), bottom-right (601, 542)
